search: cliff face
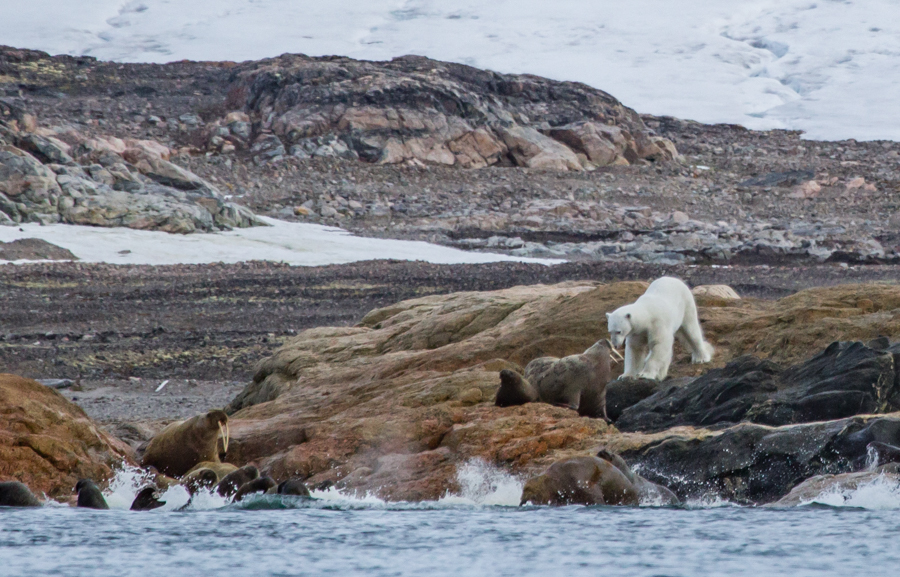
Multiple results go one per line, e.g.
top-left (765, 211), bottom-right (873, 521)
top-left (222, 281), bottom-right (900, 501)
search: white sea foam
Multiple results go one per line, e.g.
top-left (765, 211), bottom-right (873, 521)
top-left (797, 476), bottom-right (900, 510)
top-left (439, 459), bottom-right (523, 506)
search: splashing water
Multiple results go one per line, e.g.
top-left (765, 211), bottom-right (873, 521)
top-left (865, 445), bottom-right (880, 471)
top-left (101, 463), bottom-right (157, 509)
top-left (798, 476), bottom-right (900, 510)
top-left (439, 460), bottom-right (523, 506)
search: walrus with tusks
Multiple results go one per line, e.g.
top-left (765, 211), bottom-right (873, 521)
top-left (0, 481), bottom-right (42, 507)
top-left (496, 340), bottom-right (617, 420)
top-left (141, 410), bottom-right (230, 478)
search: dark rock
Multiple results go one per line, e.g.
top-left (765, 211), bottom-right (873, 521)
top-left (605, 377), bottom-right (673, 422)
top-left (617, 341), bottom-right (900, 432)
top-left (0, 238), bottom-right (78, 261)
top-left (622, 414), bottom-right (900, 504)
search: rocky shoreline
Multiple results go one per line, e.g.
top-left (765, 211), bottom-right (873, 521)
top-left (3, 45), bottom-right (900, 507)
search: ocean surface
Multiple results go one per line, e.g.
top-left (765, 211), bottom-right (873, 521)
top-left (2, 464), bottom-right (899, 577)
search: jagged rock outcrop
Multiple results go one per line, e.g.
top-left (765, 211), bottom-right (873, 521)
top-left (219, 281), bottom-right (900, 501)
top-left (0, 98), bottom-right (264, 232)
top-left (617, 414), bottom-right (900, 504)
top-left (615, 341), bottom-right (900, 432)
top-left (215, 54), bottom-right (678, 169)
top-left (0, 373), bottom-right (132, 498)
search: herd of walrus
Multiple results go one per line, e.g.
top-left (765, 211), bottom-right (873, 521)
top-left (6, 276), bottom-right (900, 509)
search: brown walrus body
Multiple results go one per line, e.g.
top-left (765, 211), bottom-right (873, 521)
top-left (520, 452), bottom-right (679, 506)
top-left (141, 410), bottom-right (229, 478)
top-left (520, 456), bottom-right (639, 506)
top-left (496, 340), bottom-right (613, 419)
top-left (0, 481), bottom-right (42, 507)
top-left (216, 465), bottom-right (259, 498)
top-left (234, 477), bottom-right (276, 502)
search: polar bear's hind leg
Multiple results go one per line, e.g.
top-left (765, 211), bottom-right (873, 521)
top-left (680, 307), bottom-right (713, 364)
top-left (638, 333), bottom-right (674, 380)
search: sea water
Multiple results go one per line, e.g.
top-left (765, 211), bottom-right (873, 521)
top-left (2, 462), bottom-right (899, 577)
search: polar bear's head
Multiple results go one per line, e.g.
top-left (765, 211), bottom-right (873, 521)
top-left (606, 307), bottom-right (633, 348)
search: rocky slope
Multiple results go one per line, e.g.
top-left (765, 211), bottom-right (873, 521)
top-left (215, 280), bottom-right (900, 502)
top-left (0, 373), bottom-right (132, 499)
top-left (3, 46), bottom-right (899, 265)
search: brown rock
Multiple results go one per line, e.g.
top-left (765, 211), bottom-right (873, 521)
top-left (0, 373), bottom-right (132, 499)
top-left (498, 126), bottom-right (582, 171)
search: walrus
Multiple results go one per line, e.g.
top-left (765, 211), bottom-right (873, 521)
top-left (595, 449), bottom-right (679, 505)
top-left (141, 410), bottom-right (230, 478)
top-left (275, 478), bottom-right (312, 498)
top-left (185, 461), bottom-right (239, 480)
top-left (520, 456), bottom-right (640, 506)
top-left (496, 339), bottom-right (615, 420)
top-left (0, 481), bottom-right (42, 507)
top-left (181, 468), bottom-right (220, 495)
top-left (130, 486), bottom-right (166, 511)
top-left (233, 477), bottom-right (276, 502)
top-left (75, 479), bottom-right (109, 509)
top-left (216, 465), bottom-right (259, 497)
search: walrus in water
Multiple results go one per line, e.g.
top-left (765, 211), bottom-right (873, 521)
top-left (0, 481), bottom-right (41, 507)
top-left (496, 340), bottom-right (616, 420)
top-left (233, 477), bottom-right (276, 502)
top-left (141, 410), bottom-right (230, 478)
top-left (75, 479), bottom-right (109, 509)
top-left (274, 478), bottom-right (312, 498)
top-left (216, 465), bottom-right (259, 498)
top-left (181, 468), bottom-right (220, 496)
top-left (520, 452), bottom-right (679, 506)
top-left (131, 486), bottom-right (166, 511)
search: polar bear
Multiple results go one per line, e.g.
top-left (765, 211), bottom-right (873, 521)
top-left (606, 277), bottom-right (714, 380)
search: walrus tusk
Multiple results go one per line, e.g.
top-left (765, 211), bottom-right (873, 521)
top-left (605, 339), bottom-right (625, 364)
top-left (219, 421), bottom-right (230, 455)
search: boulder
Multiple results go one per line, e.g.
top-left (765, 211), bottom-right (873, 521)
top-left (619, 414), bottom-right (900, 504)
top-left (0, 373), bottom-right (132, 499)
top-left (0, 238), bottom-right (77, 261)
top-left (771, 464), bottom-right (900, 507)
top-left (224, 53), bottom-right (675, 169)
top-left (497, 126), bottom-right (582, 171)
top-left (616, 341), bottom-right (900, 432)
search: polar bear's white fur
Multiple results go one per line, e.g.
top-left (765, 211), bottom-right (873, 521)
top-left (606, 277), bottom-right (714, 380)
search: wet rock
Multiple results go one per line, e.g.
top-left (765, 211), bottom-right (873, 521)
top-left (621, 414), bottom-right (900, 504)
top-left (771, 464), bottom-right (900, 507)
top-left (617, 341), bottom-right (900, 432)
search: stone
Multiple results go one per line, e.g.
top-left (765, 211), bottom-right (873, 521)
top-left (772, 464), bottom-right (900, 506)
top-left (790, 180), bottom-right (821, 199)
top-left (0, 373), bottom-right (132, 499)
top-left (0, 238), bottom-right (77, 261)
top-left (548, 122), bottom-right (620, 166)
top-left (670, 210), bottom-right (690, 225)
top-left (497, 126), bottom-right (582, 171)
top-left (690, 285), bottom-right (740, 300)
top-left (616, 341), bottom-right (900, 433)
top-left (621, 414), bottom-right (900, 504)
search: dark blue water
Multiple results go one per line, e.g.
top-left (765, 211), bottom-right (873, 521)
top-left (1, 496), bottom-right (898, 577)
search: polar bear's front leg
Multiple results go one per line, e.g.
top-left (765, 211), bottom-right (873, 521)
top-left (638, 333), bottom-right (674, 380)
top-left (622, 335), bottom-right (646, 377)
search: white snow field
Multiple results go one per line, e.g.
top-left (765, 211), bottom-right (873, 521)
top-left (1, 0), bottom-right (898, 141)
top-left (0, 217), bottom-right (561, 266)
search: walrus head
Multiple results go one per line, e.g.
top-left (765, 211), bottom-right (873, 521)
top-left (204, 410), bottom-right (229, 458)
